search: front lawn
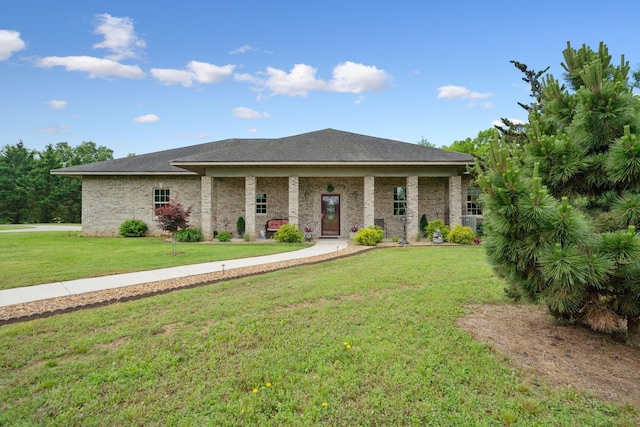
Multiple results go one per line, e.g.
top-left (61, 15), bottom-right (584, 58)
top-left (0, 225), bottom-right (35, 230)
top-left (0, 247), bottom-right (636, 426)
top-left (0, 232), bottom-right (309, 289)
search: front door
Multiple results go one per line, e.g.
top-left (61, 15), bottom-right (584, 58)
top-left (321, 194), bottom-right (340, 236)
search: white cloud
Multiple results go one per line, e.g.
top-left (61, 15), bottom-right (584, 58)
top-left (247, 128), bottom-right (259, 133)
top-left (45, 100), bottom-right (67, 109)
top-left (151, 61), bottom-right (235, 87)
top-left (150, 68), bottom-right (194, 87)
top-left (133, 114), bottom-right (160, 123)
top-left (0, 29), bottom-right (26, 60)
top-left (29, 15), bottom-right (146, 80)
top-left (232, 106), bottom-right (270, 119)
top-left (195, 133), bottom-right (209, 139)
top-left (39, 124), bottom-right (69, 134)
top-left (92, 14), bottom-right (146, 60)
top-left (234, 73), bottom-right (260, 83)
top-left (481, 102), bottom-right (494, 109)
top-left (243, 62), bottom-right (391, 97)
top-left (329, 61), bottom-right (391, 93)
top-left (491, 118), bottom-right (526, 127)
top-left (437, 85), bottom-right (492, 100)
top-left (36, 55), bottom-right (145, 79)
top-left (261, 63), bottom-right (328, 97)
top-left (228, 44), bottom-right (255, 55)
top-left (188, 61), bottom-right (235, 83)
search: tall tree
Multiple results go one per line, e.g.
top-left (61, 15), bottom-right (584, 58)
top-left (441, 128), bottom-right (498, 158)
top-left (478, 42), bottom-right (640, 347)
top-left (67, 141), bottom-right (113, 166)
top-left (0, 142), bottom-right (34, 223)
top-left (417, 137), bottom-right (435, 147)
top-left (0, 141), bottom-right (113, 224)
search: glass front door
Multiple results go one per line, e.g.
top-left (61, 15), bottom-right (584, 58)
top-left (321, 195), bottom-right (340, 236)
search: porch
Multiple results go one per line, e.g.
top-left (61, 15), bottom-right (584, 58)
top-left (200, 175), bottom-right (468, 241)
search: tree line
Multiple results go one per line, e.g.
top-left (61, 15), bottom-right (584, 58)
top-left (0, 141), bottom-right (113, 224)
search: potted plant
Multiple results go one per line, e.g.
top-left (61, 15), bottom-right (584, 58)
top-left (349, 225), bottom-right (359, 239)
top-left (303, 226), bottom-right (313, 241)
top-left (236, 216), bottom-right (245, 238)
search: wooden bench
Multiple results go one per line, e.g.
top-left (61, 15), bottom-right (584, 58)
top-left (265, 218), bottom-right (288, 238)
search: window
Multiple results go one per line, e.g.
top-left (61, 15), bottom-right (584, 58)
top-left (467, 188), bottom-right (482, 215)
top-left (154, 189), bottom-right (170, 209)
top-left (393, 187), bottom-right (407, 216)
top-left (256, 193), bottom-right (267, 214)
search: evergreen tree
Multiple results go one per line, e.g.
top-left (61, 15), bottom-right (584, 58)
top-left (0, 142), bottom-right (35, 223)
top-left (478, 42), bottom-right (640, 347)
top-left (0, 141), bottom-right (113, 224)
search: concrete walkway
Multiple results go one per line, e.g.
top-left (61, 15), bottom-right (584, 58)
top-left (0, 224), bottom-right (83, 233)
top-left (0, 238), bottom-right (349, 308)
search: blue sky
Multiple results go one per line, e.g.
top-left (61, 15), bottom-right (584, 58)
top-left (2, 0), bottom-right (639, 158)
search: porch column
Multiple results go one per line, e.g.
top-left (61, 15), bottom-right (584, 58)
top-left (448, 175), bottom-right (462, 226)
top-left (201, 176), bottom-right (213, 241)
top-left (245, 176), bottom-right (256, 240)
top-left (288, 176), bottom-right (299, 226)
top-left (406, 176), bottom-right (419, 240)
top-left (364, 175), bottom-right (375, 227)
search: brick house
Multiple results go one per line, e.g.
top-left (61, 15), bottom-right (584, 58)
top-left (52, 129), bottom-right (476, 240)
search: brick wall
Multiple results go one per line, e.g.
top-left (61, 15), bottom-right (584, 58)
top-left (210, 177), bottom-right (244, 237)
top-left (82, 176), bottom-right (201, 237)
top-left (83, 173), bottom-right (466, 239)
top-left (417, 177), bottom-right (448, 225)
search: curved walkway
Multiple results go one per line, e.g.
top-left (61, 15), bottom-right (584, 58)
top-left (0, 238), bottom-right (349, 308)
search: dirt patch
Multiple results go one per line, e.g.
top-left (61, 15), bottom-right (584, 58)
top-left (458, 303), bottom-right (640, 405)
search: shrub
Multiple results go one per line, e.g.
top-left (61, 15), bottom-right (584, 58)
top-left (175, 227), bottom-right (203, 242)
top-left (274, 224), bottom-right (303, 243)
top-left (119, 219), bottom-right (148, 237)
top-left (217, 231), bottom-right (232, 242)
top-left (236, 216), bottom-right (245, 230)
top-left (354, 225), bottom-right (385, 246)
top-left (419, 214), bottom-right (428, 237)
top-left (425, 219), bottom-right (450, 240)
top-left (448, 224), bottom-right (475, 244)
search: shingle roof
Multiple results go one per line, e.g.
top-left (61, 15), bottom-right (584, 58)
top-left (173, 129), bottom-right (473, 163)
top-left (50, 138), bottom-right (270, 175)
top-left (52, 129), bottom-right (473, 176)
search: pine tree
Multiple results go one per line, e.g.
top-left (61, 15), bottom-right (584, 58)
top-left (479, 42), bottom-right (640, 347)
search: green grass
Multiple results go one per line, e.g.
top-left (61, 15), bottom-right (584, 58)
top-left (0, 232), bottom-right (309, 289)
top-left (0, 225), bottom-right (35, 230)
top-left (1, 247), bottom-right (636, 426)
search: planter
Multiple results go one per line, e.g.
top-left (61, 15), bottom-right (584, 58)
top-left (349, 232), bottom-right (357, 240)
top-left (305, 232), bottom-right (313, 242)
